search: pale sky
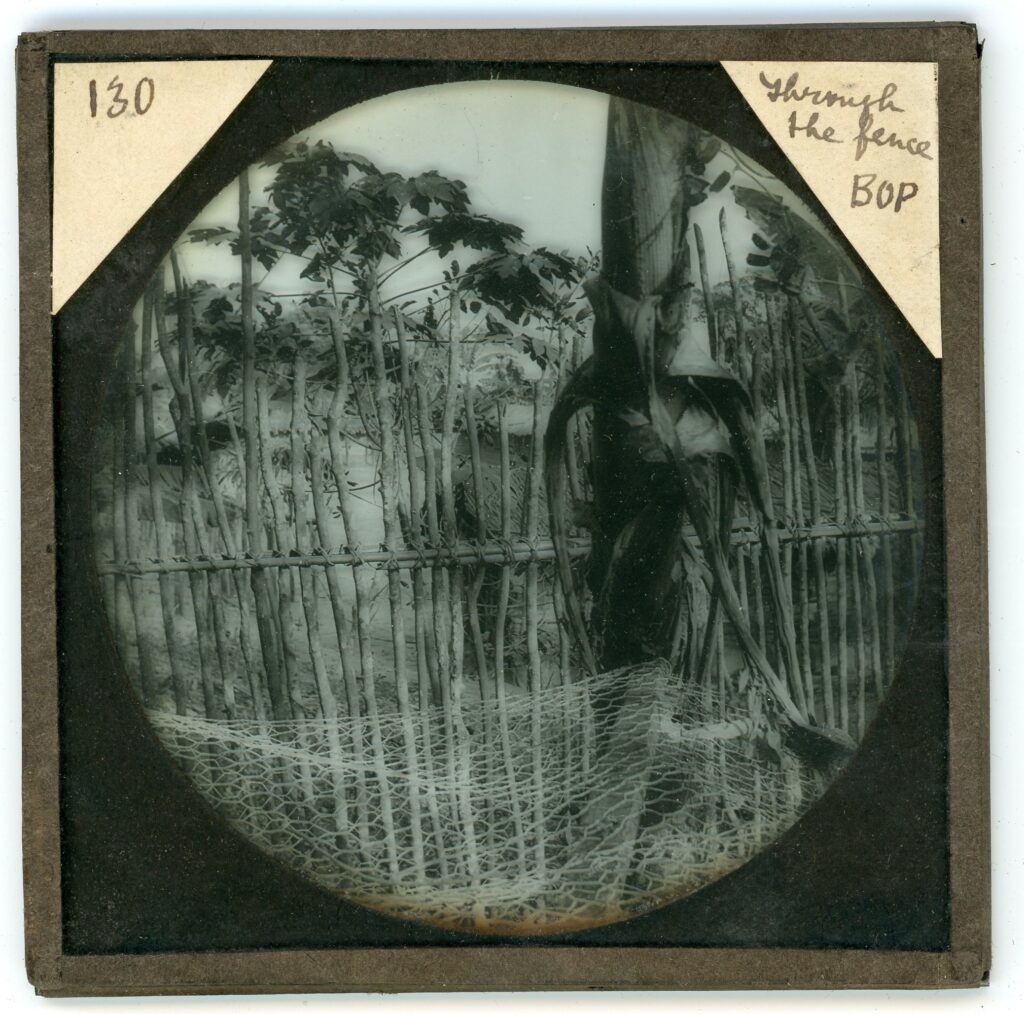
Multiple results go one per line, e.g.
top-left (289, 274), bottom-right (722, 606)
top-left (177, 80), bottom-right (607, 294)
top-left (174, 79), bottom-right (823, 312)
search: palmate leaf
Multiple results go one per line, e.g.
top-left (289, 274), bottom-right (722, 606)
top-left (249, 240), bottom-right (283, 273)
top-left (260, 144), bottom-right (496, 304)
top-left (202, 295), bottom-right (235, 325)
top-left (192, 211), bottom-right (286, 273)
top-left (267, 146), bottom-right (390, 248)
top-left (332, 150), bottom-right (378, 175)
top-left (299, 250), bottom-right (336, 283)
top-left (521, 335), bottom-right (555, 371)
top-left (407, 170), bottom-right (470, 215)
top-left (354, 230), bottom-right (402, 263)
top-left (406, 212), bottom-right (524, 258)
top-left (255, 297), bottom-right (283, 323)
top-left (529, 247), bottom-right (584, 283)
top-left (464, 247), bottom-right (584, 323)
top-left (382, 176), bottom-right (416, 207)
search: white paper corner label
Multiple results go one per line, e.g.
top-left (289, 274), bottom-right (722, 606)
top-left (722, 61), bottom-right (941, 358)
top-left (52, 60), bottom-right (273, 315)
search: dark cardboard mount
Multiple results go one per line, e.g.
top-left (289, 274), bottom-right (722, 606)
top-left (18, 25), bottom-right (987, 996)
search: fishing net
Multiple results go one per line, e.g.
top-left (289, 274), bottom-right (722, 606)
top-left (150, 659), bottom-right (817, 934)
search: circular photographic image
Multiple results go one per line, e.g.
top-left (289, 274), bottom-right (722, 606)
top-left (91, 81), bottom-right (925, 934)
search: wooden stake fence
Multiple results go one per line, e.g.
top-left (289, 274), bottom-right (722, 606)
top-left (95, 198), bottom-right (924, 892)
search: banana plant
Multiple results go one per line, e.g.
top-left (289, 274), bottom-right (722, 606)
top-left (545, 97), bottom-right (854, 770)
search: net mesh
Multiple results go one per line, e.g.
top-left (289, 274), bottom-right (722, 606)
top-left (150, 659), bottom-right (816, 933)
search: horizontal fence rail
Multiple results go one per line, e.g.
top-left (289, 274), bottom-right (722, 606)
top-left (95, 515), bottom-right (923, 577)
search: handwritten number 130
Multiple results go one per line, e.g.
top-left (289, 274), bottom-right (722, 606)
top-left (88, 76), bottom-right (155, 118)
